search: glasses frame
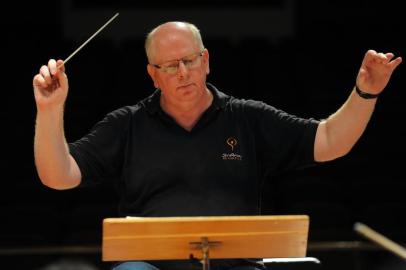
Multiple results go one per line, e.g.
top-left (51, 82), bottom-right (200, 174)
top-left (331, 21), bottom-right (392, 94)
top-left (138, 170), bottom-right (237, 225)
top-left (151, 50), bottom-right (205, 75)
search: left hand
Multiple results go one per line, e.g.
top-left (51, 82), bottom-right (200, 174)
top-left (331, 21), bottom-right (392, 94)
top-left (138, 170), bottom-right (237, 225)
top-left (356, 50), bottom-right (402, 94)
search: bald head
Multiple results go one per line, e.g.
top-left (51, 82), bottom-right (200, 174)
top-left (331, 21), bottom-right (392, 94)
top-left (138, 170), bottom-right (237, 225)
top-left (145, 22), bottom-right (205, 63)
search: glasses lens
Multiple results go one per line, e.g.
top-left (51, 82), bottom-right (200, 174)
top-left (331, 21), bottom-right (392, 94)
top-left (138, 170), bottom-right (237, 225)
top-left (157, 61), bottom-right (176, 74)
top-left (183, 54), bottom-right (201, 69)
top-left (157, 51), bottom-right (203, 74)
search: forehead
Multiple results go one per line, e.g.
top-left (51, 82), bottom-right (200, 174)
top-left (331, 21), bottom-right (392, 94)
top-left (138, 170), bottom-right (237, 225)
top-left (151, 26), bottom-right (200, 62)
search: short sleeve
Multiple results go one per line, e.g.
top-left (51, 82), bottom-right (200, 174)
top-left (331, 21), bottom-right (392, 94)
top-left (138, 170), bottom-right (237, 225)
top-left (243, 100), bottom-right (320, 174)
top-left (69, 107), bottom-right (131, 186)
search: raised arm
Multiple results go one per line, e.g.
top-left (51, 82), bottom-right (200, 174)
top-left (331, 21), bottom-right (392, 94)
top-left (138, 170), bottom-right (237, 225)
top-left (33, 59), bottom-right (82, 189)
top-left (314, 50), bottom-right (402, 162)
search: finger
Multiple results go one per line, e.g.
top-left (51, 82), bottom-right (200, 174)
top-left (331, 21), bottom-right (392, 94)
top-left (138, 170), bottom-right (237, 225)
top-left (48, 59), bottom-right (57, 76)
top-left (365, 49), bottom-right (377, 59)
top-left (56, 59), bottom-right (65, 73)
top-left (388, 56), bottom-right (403, 71)
top-left (366, 49), bottom-right (377, 56)
top-left (54, 59), bottom-right (67, 89)
top-left (40, 65), bottom-right (53, 85)
top-left (363, 50), bottom-right (377, 65)
top-left (377, 52), bottom-right (386, 58)
top-left (376, 52), bottom-right (388, 64)
top-left (385, 53), bottom-right (395, 61)
top-left (33, 74), bottom-right (47, 89)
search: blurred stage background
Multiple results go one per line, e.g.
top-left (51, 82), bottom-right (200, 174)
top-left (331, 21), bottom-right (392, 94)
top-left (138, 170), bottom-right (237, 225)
top-left (1, 0), bottom-right (405, 269)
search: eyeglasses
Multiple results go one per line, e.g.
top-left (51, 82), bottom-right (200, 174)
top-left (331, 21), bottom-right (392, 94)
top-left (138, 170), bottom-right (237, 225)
top-left (151, 51), bottom-right (204, 75)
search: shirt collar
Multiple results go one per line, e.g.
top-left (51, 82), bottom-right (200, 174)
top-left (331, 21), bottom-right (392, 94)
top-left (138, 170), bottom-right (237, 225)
top-left (207, 82), bottom-right (229, 110)
top-left (142, 82), bottom-right (229, 115)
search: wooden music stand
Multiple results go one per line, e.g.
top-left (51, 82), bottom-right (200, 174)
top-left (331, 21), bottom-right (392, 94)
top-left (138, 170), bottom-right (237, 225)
top-left (102, 215), bottom-right (309, 270)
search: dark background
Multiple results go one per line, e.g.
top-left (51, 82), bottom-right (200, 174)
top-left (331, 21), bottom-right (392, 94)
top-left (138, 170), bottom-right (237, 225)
top-left (1, 0), bottom-right (405, 269)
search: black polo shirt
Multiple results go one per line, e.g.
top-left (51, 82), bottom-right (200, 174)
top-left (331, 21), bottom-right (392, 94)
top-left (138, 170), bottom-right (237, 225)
top-left (69, 83), bottom-right (319, 217)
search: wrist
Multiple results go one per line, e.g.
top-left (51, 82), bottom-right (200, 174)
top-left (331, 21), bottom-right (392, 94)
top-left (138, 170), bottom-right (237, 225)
top-left (354, 85), bottom-right (379, 99)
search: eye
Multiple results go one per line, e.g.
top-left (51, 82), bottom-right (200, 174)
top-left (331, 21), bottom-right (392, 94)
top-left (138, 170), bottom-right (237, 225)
top-left (165, 66), bottom-right (178, 73)
top-left (183, 59), bottom-right (194, 66)
top-left (163, 62), bottom-right (178, 69)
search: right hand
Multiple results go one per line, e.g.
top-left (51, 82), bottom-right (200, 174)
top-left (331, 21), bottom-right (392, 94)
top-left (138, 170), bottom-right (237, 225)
top-left (33, 59), bottom-right (68, 110)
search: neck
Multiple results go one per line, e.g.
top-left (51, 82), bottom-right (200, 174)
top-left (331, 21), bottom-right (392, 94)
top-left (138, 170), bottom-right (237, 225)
top-left (160, 88), bottom-right (213, 131)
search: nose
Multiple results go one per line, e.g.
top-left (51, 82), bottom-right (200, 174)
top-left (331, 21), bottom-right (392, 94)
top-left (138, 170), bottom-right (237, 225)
top-left (177, 60), bottom-right (189, 78)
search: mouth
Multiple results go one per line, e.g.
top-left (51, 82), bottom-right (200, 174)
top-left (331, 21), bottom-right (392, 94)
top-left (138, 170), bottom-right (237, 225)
top-left (177, 83), bottom-right (194, 90)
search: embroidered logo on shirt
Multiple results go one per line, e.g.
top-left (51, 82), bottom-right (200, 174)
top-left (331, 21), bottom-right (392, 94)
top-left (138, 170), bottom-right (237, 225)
top-left (226, 137), bottom-right (238, 151)
top-left (222, 137), bottom-right (242, 161)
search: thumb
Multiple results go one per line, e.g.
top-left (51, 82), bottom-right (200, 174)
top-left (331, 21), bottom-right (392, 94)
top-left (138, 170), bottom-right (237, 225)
top-left (56, 71), bottom-right (68, 91)
top-left (56, 59), bottom-right (65, 73)
top-left (55, 60), bottom-right (68, 90)
top-left (356, 68), bottom-right (368, 86)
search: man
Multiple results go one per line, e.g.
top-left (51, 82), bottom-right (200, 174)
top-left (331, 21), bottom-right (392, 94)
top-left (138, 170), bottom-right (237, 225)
top-left (33, 22), bottom-right (401, 270)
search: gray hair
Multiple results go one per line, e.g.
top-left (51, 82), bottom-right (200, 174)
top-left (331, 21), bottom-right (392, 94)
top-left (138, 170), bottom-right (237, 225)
top-left (145, 22), bottom-right (205, 63)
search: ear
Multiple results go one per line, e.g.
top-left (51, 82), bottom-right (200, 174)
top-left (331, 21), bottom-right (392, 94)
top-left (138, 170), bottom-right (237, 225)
top-left (147, 64), bottom-right (159, 88)
top-left (203, 49), bottom-right (210, 75)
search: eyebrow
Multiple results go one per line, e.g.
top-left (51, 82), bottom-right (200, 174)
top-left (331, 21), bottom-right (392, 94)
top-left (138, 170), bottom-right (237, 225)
top-left (160, 52), bottom-right (198, 64)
